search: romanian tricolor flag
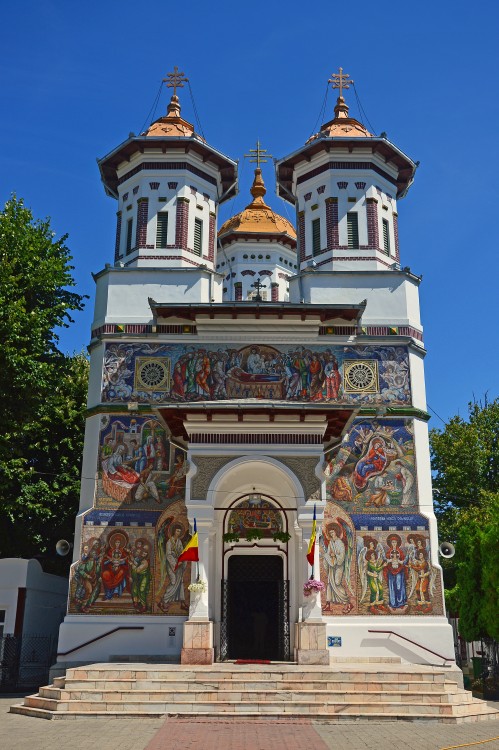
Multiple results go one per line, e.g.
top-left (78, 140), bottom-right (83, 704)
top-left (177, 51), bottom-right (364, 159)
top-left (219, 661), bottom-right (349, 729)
top-left (175, 518), bottom-right (199, 570)
top-left (306, 505), bottom-right (316, 566)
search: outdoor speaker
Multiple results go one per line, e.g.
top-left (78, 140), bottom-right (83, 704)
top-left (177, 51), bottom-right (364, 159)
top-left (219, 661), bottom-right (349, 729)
top-left (56, 539), bottom-right (73, 557)
top-left (439, 542), bottom-right (455, 558)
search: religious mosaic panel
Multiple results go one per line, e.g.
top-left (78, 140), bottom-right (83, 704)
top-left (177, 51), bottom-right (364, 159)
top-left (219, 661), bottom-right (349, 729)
top-left (101, 343), bottom-right (411, 405)
top-left (96, 413), bottom-right (187, 510)
top-left (325, 418), bottom-right (417, 512)
top-left (318, 504), bottom-right (444, 617)
top-left (226, 495), bottom-right (285, 539)
top-left (68, 501), bottom-right (192, 616)
top-left (68, 412), bottom-right (191, 616)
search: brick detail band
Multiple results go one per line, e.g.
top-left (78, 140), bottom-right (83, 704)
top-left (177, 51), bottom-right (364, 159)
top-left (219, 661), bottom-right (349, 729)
top-left (124, 254), bottom-right (207, 268)
top-left (313, 253), bottom-right (395, 269)
top-left (136, 198), bottom-right (149, 248)
top-left (175, 198), bottom-right (189, 250)
top-left (114, 211), bottom-right (122, 262)
top-left (297, 161), bottom-right (398, 189)
top-left (366, 198), bottom-right (379, 250)
top-left (325, 197), bottom-right (339, 250)
top-left (318, 324), bottom-right (423, 341)
top-left (118, 161), bottom-right (217, 188)
top-left (271, 282), bottom-right (279, 302)
top-left (393, 212), bottom-right (400, 262)
top-left (298, 211), bottom-right (306, 263)
top-left (92, 323), bottom-right (198, 338)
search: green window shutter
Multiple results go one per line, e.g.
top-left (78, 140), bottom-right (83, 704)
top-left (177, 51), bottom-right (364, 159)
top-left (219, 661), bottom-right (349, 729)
top-left (312, 218), bottom-right (321, 256)
top-left (194, 218), bottom-right (203, 256)
top-left (126, 218), bottom-right (133, 254)
top-left (347, 212), bottom-right (359, 249)
top-left (382, 218), bottom-right (390, 255)
top-left (156, 212), bottom-right (169, 248)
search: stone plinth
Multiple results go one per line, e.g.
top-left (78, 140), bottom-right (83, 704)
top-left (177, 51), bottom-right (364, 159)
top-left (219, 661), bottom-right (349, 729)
top-left (180, 620), bottom-right (214, 665)
top-left (295, 621), bottom-right (329, 665)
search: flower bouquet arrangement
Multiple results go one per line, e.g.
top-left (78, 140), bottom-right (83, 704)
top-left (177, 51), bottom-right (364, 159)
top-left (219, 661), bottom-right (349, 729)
top-left (188, 579), bottom-right (207, 594)
top-left (303, 579), bottom-right (325, 597)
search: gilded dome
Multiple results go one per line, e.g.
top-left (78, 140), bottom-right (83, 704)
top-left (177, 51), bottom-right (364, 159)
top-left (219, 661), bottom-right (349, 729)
top-left (218, 169), bottom-right (296, 242)
top-left (306, 96), bottom-right (373, 143)
top-left (142, 94), bottom-right (200, 139)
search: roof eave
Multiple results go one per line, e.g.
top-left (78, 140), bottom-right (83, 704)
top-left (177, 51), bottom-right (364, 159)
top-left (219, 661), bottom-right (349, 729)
top-left (276, 136), bottom-right (416, 200)
top-left (97, 135), bottom-right (238, 201)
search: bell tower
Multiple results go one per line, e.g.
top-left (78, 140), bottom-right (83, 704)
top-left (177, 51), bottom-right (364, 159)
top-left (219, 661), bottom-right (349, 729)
top-left (276, 68), bottom-right (415, 273)
top-left (98, 67), bottom-right (237, 272)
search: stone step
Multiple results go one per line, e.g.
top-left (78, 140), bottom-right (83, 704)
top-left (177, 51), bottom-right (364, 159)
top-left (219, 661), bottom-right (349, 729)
top-left (23, 695), bottom-right (483, 716)
top-left (9, 704), bottom-right (499, 723)
top-left (61, 677), bottom-right (458, 692)
top-left (38, 687), bottom-right (473, 704)
top-left (14, 662), bottom-right (499, 724)
top-left (66, 667), bottom-right (450, 683)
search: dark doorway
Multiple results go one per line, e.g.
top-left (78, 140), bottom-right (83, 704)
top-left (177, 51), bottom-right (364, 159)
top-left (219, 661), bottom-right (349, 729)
top-left (224, 555), bottom-right (288, 661)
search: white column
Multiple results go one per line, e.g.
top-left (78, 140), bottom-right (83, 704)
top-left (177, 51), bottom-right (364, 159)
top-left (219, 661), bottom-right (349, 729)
top-left (188, 523), bottom-right (211, 621)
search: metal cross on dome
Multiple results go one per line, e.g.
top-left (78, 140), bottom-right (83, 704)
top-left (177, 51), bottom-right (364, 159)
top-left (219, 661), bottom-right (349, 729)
top-left (244, 140), bottom-right (273, 169)
top-left (251, 278), bottom-right (267, 302)
top-left (328, 67), bottom-right (354, 98)
top-left (163, 66), bottom-right (189, 96)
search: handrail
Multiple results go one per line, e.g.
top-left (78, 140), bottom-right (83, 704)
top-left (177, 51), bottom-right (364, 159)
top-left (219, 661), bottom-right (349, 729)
top-left (57, 626), bottom-right (144, 657)
top-left (368, 629), bottom-right (455, 664)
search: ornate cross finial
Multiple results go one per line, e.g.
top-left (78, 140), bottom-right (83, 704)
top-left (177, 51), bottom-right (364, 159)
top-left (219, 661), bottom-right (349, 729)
top-left (163, 66), bottom-right (189, 97)
top-left (328, 67), bottom-right (354, 98)
top-left (251, 278), bottom-right (267, 302)
top-left (244, 140), bottom-right (273, 169)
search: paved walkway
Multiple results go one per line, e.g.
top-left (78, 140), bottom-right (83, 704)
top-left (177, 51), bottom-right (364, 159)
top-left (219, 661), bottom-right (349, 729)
top-left (2, 695), bottom-right (499, 750)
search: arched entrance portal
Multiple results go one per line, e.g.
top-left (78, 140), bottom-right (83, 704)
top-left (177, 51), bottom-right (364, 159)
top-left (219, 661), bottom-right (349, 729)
top-left (225, 555), bottom-right (285, 660)
top-left (220, 491), bottom-right (290, 660)
top-left (203, 454), bottom-right (309, 662)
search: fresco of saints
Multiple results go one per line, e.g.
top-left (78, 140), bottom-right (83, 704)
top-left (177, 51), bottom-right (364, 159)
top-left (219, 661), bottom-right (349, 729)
top-left (101, 533), bottom-right (131, 600)
top-left (394, 460), bottom-right (415, 506)
top-left (358, 536), bottom-right (387, 614)
top-left (157, 520), bottom-right (189, 613)
top-left (324, 355), bottom-right (341, 401)
top-left (353, 437), bottom-right (388, 490)
top-left (383, 534), bottom-right (408, 612)
top-left (73, 539), bottom-right (102, 613)
top-left (130, 541), bottom-right (152, 613)
top-left (320, 519), bottom-right (354, 614)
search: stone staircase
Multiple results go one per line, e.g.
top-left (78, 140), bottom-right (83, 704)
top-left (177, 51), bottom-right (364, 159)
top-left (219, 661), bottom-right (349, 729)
top-left (10, 662), bottom-right (499, 722)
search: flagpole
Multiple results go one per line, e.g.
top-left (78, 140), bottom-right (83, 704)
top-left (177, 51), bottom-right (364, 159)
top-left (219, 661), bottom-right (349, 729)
top-left (194, 518), bottom-right (200, 580)
top-left (307, 504), bottom-right (317, 579)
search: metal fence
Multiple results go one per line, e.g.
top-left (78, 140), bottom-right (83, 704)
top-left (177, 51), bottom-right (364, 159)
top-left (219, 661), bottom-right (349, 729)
top-left (0, 634), bottom-right (57, 691)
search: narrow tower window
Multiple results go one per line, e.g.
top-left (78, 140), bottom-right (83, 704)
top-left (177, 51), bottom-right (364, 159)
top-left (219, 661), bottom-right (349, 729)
top-left (126, 218), bottom-right (133, 254)
top-left (193, 218), bottom-right (203, 256)
top-left (156, 212), bottom-right (169, 248)
top-left (382, 218), bottom-right (390, 255)
top-left (312, 218), bottom-right (321, 256)
top-left (347, 212), bottom-right (359, 249)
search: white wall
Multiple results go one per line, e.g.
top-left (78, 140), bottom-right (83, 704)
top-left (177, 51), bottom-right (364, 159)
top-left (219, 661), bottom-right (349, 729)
top-left (93, 267), bottom-right (221, 328)
top-left (289, 270), bottom-right (422, 330)
top-left (0, 559), bottom-right (67, 637)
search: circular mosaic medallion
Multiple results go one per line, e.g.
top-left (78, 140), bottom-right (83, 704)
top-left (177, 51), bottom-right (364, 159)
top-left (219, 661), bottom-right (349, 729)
top-left (137, 359), bottom-right (169, 390)
top-left (344, 361), bottom-right (377, 392)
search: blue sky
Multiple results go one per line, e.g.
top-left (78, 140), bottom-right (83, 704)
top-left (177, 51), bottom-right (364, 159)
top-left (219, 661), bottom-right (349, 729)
top-left (1, 1), bottom-right (497, 425)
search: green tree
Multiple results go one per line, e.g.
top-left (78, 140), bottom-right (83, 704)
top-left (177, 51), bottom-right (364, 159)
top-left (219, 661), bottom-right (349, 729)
top-left (0, 196), bottom-right (87, 573)
top-left (431, 398), bottom-right (499, 640)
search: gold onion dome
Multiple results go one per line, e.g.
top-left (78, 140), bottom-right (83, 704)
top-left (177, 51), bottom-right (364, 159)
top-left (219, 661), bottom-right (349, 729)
top-left (306, 95), bottom-right (372, 143)
top-left (218, 169), bottom-right (296, 240)
top-left (307, 68), bottom-right (372, 143)
top-left (143, 93), bottom-right (199, 138)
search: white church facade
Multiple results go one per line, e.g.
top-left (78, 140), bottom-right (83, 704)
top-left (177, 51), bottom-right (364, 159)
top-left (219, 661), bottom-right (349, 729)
top-left (55, 67), bottom-right (456, 673)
